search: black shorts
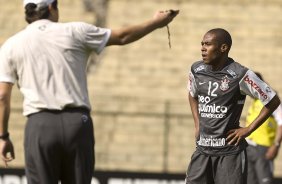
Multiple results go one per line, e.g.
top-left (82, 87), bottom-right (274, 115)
top-left (24, 108), bottom-right (94, 184)
top-left (185, 149), bottom-right (247, 184)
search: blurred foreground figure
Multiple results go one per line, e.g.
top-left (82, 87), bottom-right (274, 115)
top-left (0, 0), bottom-right (179, 183)
top-left (186, 28), bottom-right (280, 184)
top-left (245, 72), bottom-right (282, 184)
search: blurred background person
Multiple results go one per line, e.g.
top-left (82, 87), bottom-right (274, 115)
top-left (245, 72), bottom-right (282, 184)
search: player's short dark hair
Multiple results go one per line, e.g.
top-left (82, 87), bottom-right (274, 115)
top-left (207, 28), bottom-right (232, 51)
top-left (25, 0), bottom-right (58, 24)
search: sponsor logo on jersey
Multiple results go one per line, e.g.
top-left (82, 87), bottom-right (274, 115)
top-left (220, 76), bottom-right (230, 91)
top-left (197, 135), bottom-right (226, 147)
top-left (227, 69), bottom-right (237, 78)
top-left (265, 87), bottom-right (272, 93)
top-left (38, 25), bottom-right (47, 31)
top-left (198, 95), bottom-right (228, 119)
top-left (244, 75), bottom-right (268, 100)
top-left (194, 65), bottom-right (205, 73)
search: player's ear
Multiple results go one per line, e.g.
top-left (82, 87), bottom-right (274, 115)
top-left (221, 44), bottom-right (229, 53)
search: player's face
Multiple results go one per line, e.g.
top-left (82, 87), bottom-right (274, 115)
top-left (201, 33), bottom-right (222, 65)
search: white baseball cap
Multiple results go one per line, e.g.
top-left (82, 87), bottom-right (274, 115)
top-left (23, 0), bottom-right (55, 7)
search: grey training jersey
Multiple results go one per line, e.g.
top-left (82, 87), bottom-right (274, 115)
top-left (0, 20), bottom-right (110, 116)
top-left (188, 58), bottom-right (276, 156)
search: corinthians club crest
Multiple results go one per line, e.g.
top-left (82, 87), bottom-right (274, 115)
top-left (220, 76), bottom-right (230, 91)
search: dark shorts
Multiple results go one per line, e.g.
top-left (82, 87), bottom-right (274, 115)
top-left (246, 144), bottom-right (273, 184)
top-left (185, 149), bottom-right (247, 184)
top-left (24, 108), bottom-right (94, 184)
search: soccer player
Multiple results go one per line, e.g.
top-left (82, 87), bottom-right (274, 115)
top-left (186, 28), bottom-right (280, 184)
top-left (245, 72), bottom-right (282, 184)
top-left (0, 0), bottom-right (178, 183)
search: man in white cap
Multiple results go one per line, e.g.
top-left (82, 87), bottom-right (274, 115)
top-left (0, 0), bottom-right (179, 183)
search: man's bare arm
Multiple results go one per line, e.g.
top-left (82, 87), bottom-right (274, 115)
top-left (0, 82), bottom-right (15, 166)
top-left (107, 10), bottom-right (179, 46)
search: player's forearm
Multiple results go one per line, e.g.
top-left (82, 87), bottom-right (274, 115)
top-left (248, 95), bottom-right (280, 134)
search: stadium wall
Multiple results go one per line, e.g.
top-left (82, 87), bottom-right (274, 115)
top-left (1, 0), bottom-right (282, 177)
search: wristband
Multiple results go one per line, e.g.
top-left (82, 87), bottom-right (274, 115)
top-left (0, 132), bottom-right (9, 140)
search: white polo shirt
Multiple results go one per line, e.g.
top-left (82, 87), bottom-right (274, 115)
top-left (0, 19), bottom-right (111, 116)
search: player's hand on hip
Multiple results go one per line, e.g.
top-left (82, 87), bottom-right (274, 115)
top-left (226, 127), bottom-right (250, 146)
top-left (0, 139), bottom-right (15, 167)
top-left (153, 9), bottom-right (179, 28)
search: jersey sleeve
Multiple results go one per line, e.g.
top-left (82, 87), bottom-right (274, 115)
top-left (188, 71), bottom-right (198, 97)
top-left (273, 104), bottom-right (282, 126)
top-left (239, 70), bottom-right (276, 105)
top-left (74, 22), bottom-right (111, 54)
top-left (0, 44), bottom-right (17, 84)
